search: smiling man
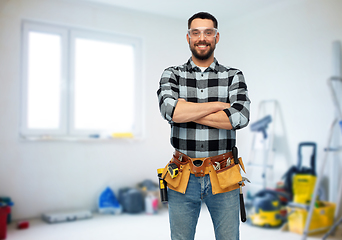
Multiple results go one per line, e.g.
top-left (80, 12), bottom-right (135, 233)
top-left (157, 12), bottom-right (251, 240)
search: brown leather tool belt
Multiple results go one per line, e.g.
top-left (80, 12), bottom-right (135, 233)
top-left (172, 150), bottom-right (235, 177)
top-left (162, 150), bottom-right (246, 195)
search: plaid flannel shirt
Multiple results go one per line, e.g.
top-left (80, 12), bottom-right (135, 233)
top-left (157, 58), bottom-right (251, 158)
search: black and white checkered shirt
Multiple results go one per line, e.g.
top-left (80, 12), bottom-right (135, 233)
top-left (157, 58), bottom-right (251, 158)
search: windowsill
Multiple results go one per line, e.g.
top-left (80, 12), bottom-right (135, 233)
top-left (19, 135), bottom-right (143, 142)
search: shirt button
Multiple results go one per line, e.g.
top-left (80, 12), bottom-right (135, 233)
top-left (201, 90), bottom-right (203, 92)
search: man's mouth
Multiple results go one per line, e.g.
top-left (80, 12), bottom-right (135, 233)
top-left (196, 44), bottom-right (209, 50)
top-left (197, 45), bottom-right (207, 49)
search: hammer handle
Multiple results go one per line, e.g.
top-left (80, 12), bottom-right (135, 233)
top-left (239, 187), bottom-right (247, 222)
top-left (232, 146), bottom-right (239, 164)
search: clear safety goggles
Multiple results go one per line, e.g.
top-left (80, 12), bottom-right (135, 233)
top-left (187, 27), bottom-right (218, 39)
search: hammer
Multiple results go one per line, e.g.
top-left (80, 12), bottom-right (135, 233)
top-left (239, 177), bottom-right (250, 222)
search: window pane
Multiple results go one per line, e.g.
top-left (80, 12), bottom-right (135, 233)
top-left (27, 32), bottom-right (61, 129)
top-left (74, 38), bottom-right (135, 132)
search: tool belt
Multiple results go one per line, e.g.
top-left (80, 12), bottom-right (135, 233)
top-left (162, 150), bottom-right (246, 195)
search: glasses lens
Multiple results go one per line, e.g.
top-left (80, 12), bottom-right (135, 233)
top-left (189, 29), bottom-right (200, 38)
top-left (204, 29), bottom-right (215, 37)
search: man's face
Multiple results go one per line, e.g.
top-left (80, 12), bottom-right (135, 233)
top-left (187, 18), bottom-right (219, 61)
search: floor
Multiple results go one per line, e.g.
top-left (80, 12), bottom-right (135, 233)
top-left (5, 206), bottom-right (342, 240)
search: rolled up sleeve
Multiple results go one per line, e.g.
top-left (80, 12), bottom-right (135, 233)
top-left (157, 68), bottom-right (179, 123)
top-left (223, 71), bottom-right (251, 130)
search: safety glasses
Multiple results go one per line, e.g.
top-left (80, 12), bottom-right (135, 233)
top-left (187, 27), bottom-right (218, 39)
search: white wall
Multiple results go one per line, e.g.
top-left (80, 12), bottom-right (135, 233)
top-left (0, 0), bottom-right (189, 219)
top-left (0, 0), bottom-right (341, 220)
top-left (216, 0), bottom-right (342, 204)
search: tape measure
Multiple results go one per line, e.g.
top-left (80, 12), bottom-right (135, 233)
top-left (167, 163), bottom-right (179, 179)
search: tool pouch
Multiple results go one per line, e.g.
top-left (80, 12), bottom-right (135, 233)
top-left (162, 154), bottom-right (247, 195)
top-left (162, 158), bottom-right (191, 194)
top-left (209, 157), bottom-right (246, 195)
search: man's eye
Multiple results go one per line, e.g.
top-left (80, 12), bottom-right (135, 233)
top-left (192, 31), bottom-right (199, 36)
top-left (205, 30), bottom-right (214, 36)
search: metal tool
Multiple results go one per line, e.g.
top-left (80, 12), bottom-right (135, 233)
top-left (239, 177), bottom-right (250, 222)
top-left (226, 157), bottom-right (232, 167)
top-left (167, 163), bottom-right (179, 179)
top-left (214, 162), bottom-right (221, 171)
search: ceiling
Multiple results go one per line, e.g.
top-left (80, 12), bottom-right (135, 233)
top-left (66, 0), bottom-right (290, 22)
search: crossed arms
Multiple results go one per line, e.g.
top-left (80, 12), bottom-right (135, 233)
top-left (157, 66), bottom-right (250, 131)
top-left (172, 98), bottom-right (232, 130)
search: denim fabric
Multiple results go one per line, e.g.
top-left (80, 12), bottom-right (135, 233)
top-left (168, 174), bottom-right (240, 240)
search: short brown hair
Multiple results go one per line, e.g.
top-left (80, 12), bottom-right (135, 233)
top-left (188, 12), bottom-right (218, 29)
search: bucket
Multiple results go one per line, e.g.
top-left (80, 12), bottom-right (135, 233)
top-left (287, 201), bottom-right (336, 235)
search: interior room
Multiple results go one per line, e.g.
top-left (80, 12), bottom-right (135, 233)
top-left (0, 0), bottom-right (341, 239)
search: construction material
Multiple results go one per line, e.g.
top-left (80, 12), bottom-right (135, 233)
top-left (118, 188), bottom-right (145, 213)
top-left (98, 187), bottom-right (122, 214)
top-left (322, 217), bottom-right (342, 240)
top-left (0, 197), bottom-right (13, 224)
top-left (302, 76), bottom-right (342, 240)
top-left (144, 193), bottom-right (159, 214)
top-left (17, 221), bottom-right (29, 229)
top-left (288, 201), bottom-right (335, 235)
top-left (0, 206), bottom-right (10, 240)
top-left (42, 210), bottom-right (92, 224)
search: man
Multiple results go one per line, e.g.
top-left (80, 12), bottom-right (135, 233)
top-left (157, 12), bottom-right (250, 240)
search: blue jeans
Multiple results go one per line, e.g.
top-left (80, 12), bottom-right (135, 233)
top-left (168, 174), bottom-right (240, 240)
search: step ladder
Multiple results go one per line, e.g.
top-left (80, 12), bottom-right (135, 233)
top-left (302, 76), bottom-right (342, 240)
top-left (246, 100), bottom-right (278, 192)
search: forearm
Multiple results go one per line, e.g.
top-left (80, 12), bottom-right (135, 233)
top-left (194, 110), bottom-right (233, 130)
top-left (172, 99), bottom-right (229, 123)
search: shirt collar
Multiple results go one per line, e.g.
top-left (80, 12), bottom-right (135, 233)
top-left (186, 57), bottom-right (219, 73)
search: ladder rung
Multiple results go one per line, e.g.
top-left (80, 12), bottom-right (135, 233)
top-left (324, 147), bottom-right (342, 152)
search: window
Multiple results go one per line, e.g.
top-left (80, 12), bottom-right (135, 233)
top-left (21, 21), bottom-right (143, 140)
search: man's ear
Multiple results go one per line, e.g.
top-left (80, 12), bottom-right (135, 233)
top-left (186, 34), bottom-right (190, 44)
top-left (216, 32), bottom-right (220, 44)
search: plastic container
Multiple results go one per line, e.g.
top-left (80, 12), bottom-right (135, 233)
top-left (145, 193), bottom-right (158, 214)
top-left (287, 201), bottom-right (336, 235)
top-left (0, 206), bottom-right (10, 240)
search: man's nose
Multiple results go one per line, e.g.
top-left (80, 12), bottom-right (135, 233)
top-left (199, 32), bottom-right (206, 40)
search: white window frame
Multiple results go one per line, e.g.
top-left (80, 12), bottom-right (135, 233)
top-left (20, 20), bottom-right (144, 140)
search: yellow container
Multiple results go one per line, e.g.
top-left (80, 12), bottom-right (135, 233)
top-left (287, 201), bottom-right (336, 235)
top-left (292, 174), bottom-right (316, 204)
top-left (249, 209), bottom-right (283, 228)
